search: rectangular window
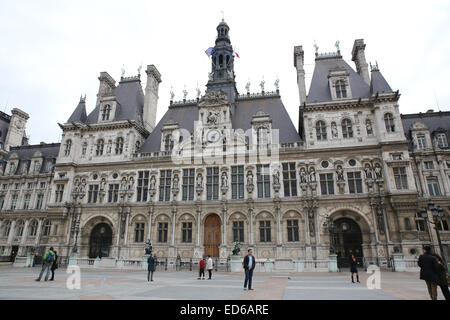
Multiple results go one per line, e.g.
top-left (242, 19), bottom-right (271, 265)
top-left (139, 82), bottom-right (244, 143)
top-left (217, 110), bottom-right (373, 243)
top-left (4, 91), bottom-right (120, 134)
top-left (347, 172), bottom-right (363, 194)
top-left (415, 213), bottom-right (426, 232)
top-left (0, 196), bottom-right (4, 210)
top-left (206, 167), bottom-right (219, 200)
top-left (182, 222), bottom-right (192, 243)
top-left (424, 161), bottom-right (434, 170)
top-left (88, 185), bottom-right (99, 203)
top-left (392, 154), bottom-right (402, 160)
top-left (427, 177), bottom-right (441, 196)
top-left (257, 164), bottom-right (270, 198)
top-left (159, 170), bottom-right (172, 202)
top-left (259, 220), bottom-right (271, 242)
top-left (36, 194), bottom-right (44, 210)
top-left (40, 182), bottom-right (46, 189)
top-left (27, 183), bottom-right (33, 189)
top-left (417, 134), bottom-right (427, 149)
top-left (23, 194), bottom-right (31, 210)
top-left (437, 219), bottom-right (449, 231)
top-left (320, 173), bottom-right (334, 195)
top-left (232, 221), bottom-right (244, 242)
top-left (231, 166), bottom-right (244, 199)
top-left (55, 184), bottom-right (64, 203)
top-left (10, 194), bottom-right (18, 210)
top-left (437, 133), bottom-right (448, 148)
top-left (158, 222), bottom-right (168, 243)
top-left (283, 163), bottom-right (297, 197)
top-left (108, 184), bottom-right (120, 203)
top-left (134, 223), bottom-right (145, 243)
top-left (15, 183), bottom-right (20, 190)
top-left (393, 167), bottom-right (408, 190)
top-left (137, 171), bottom-right (150, 202)
top-left (287, 220), bottom-right (299, 242)
top-left (182, 169), bottom-right (195, 201)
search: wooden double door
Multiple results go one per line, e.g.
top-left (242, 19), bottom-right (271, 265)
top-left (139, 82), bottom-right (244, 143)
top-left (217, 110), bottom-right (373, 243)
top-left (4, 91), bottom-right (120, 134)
top-left (204, 214), bottom-right (221, 257)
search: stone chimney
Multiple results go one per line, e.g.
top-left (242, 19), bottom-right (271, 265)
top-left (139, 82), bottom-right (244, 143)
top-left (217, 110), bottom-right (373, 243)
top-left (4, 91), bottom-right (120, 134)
top-left (143, 65), bottom-right (162, 132)
top-left (96, 72), bottom-right (116, 106)
top-left (4, 108), bottom-right (29, 151)
top-left (294, 46), bottom-right (307, 105)
top-left (351, 39), bottom-right (370, 85)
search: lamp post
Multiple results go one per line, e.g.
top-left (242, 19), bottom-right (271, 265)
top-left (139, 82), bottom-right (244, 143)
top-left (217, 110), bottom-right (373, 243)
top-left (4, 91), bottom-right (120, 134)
top-left (70, 179), bottom-right (85, 256)
top-left (326, 216), bottom-right (335, 254)
top-left (418, 199), bottom-right (448, 271)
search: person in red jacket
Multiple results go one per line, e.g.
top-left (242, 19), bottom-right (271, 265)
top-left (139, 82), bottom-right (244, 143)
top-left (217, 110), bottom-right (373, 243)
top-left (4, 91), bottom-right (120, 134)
top-left (198, 258), bottom-right (205, 280)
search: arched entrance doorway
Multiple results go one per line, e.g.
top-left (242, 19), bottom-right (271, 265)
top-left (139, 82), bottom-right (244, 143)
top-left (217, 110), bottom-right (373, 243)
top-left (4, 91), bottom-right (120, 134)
top-left (332, 218), bottom-right (364, 268)
top-left (89, 223), bottom-right (112, 258)
top-left (204, 214), bottom-right (221, 257)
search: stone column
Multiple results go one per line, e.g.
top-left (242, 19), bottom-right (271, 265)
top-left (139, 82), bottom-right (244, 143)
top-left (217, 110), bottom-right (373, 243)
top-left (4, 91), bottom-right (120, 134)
top-left (171, 208), bottom-right (176, 247)
top-left (124, 207), bottom-right (130, 245)
top-left (116, 207), bottom-right (122, 246)
top-left (370, 201), bottom-right (380, 243)
top-left (248, 207), bottom-right (254, 246)
top-left (416, 159), bottom-right (427, 196)
top-left (304, 207), bottom-right (312, 261)
top-left (66, 208), bottom-right (73, 245)
top-left (20, 220), bottom-right (29, 245)
top-left (34, 218), bottom-right (43, 246)
top-left (147, 206), bottom-right (153, 241)
top-left (7, 220), bottom-right (16, 245)
top-left (196, 207), bottom-right (201, 246)
top-left (437, 158), bottom-right (450, 195)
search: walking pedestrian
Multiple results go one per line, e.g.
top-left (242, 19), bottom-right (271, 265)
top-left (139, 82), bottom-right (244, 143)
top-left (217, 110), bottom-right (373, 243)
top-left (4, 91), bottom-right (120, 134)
top-left (350, 254), bottom-right (360, 283)
top-left (147, 254), bottom-right (155, 282)
top-left (49, 250), bottom-right (58, 281)
top-left (206, 255), bottom-right (213, 280)
top-left (243, 249), bottom-right (255, 291)
top-left (418, 246), bottom-right (440, 300)
top-left (432, 253), bottom-right (450, 300)
top-left (198, 258), bottom-right (205, 280)
top-left (35, 247), bottom-right (55, 282)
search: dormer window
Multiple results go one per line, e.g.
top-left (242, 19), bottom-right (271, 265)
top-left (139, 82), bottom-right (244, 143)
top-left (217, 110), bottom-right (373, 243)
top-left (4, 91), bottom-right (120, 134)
top-left (436, 133), bottom-right (448, 148)
top-left (257, 126), bottom-right (271, 148)
top-left (64, 139), bottom-right (72, 156)
top-left (316, 121), bottom-right (327, 141)
top-left (335, 80), bottom-right (347, 98)
top-left (417, 134), bottom-right (427, 149)
top-left (164, 134), bottom-right (174, 151)
top-left (384, 113), bottom-right (395, 132)
top-left (341, 119), bottom-right (353, 138)
top-left (101, 104), bottom-right (111, 121)
top-left (96, 139), bottom-right (104, 156)
top-left (115, 137), bottom-right (124, 155)
top-left (135, 140), bottom-right (141, 153)
top-left (81, 142), bottom-right (87, 156)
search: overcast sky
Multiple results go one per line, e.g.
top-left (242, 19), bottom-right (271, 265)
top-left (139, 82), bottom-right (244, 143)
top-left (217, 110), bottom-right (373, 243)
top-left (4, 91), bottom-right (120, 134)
top-left (0, 0), bottom-right (449, 145)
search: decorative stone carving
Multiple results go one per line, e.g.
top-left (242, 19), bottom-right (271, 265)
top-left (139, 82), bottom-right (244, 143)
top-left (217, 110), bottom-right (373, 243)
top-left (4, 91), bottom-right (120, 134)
top-left (331, 122), bottom-right (338, 138)
top-left (196, 172), bottom-right (203, 196)
top-left (374, 163), bottom-right (383, 180)
top-left (198, 89), bottom-right (228, 107)
top-left (246, 170), bottom-right (254, 193)
top-left (272, 168), bottom-right (281, 193)
top-left (221, 172), bottom-right (228, 195)
top-left (206, 111), bottom-right (220, 126)
top-left (366, 119), bottom-right (373, 135)
top-left (172, 173), bottom-right (180, 197)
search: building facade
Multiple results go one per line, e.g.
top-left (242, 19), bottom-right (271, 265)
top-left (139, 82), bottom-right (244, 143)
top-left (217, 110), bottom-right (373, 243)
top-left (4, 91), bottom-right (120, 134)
top-left (0, 20), bottom-right (449, 270)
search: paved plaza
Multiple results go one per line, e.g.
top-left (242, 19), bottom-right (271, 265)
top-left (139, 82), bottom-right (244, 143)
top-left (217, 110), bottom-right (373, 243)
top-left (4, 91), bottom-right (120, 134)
top-left (0, 265), bottom-right (446, 300)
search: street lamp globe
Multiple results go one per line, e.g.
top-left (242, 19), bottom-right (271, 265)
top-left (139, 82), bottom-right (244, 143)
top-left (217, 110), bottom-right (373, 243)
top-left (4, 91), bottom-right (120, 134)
top-left (419, 207), bottom-right (428, 219)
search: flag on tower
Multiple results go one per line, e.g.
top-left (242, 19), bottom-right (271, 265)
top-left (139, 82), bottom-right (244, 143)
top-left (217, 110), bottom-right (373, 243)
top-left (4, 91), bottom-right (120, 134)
top-left (205, 47), bottom-right (215, 57)
top-left (233, 51), bottom-right (240, 58)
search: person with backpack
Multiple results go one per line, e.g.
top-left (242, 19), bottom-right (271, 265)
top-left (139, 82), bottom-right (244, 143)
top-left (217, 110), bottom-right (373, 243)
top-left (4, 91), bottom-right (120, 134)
top-left (49, 250), bottom-right (58, 281)
top-left (198, 257), bottom-right (205, 280)
top-left (35, 247), bottom-right (55, 282)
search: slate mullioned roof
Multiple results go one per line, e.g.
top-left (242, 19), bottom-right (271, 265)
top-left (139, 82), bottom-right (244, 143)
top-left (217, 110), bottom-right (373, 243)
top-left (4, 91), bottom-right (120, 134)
top-left (307, 57), bottom-right (371, 103)
top-left (3, 143), bottom-right (60, 174)
top-left (67, 99), bottom-right (87, 123)
top-left (139, 95), bottom-right (301, 153)
top-left (370, 69), bottom-right (392, 94)
top-left (75, 78), bottom-right (144, 125)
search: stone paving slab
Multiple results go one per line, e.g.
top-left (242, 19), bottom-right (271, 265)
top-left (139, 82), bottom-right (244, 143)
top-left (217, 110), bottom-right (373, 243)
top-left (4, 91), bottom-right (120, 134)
top-left (0, 266), bottom-right (445, 300)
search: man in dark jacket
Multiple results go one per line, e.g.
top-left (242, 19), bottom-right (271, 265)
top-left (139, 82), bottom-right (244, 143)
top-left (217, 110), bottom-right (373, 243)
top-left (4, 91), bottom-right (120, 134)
top-left (35, 247), bottom-right (55, 282)
top-left (418, 246), bottom-right (440, 300)
top-left (243, 249), bottom-right (255, 291)
top-left (147, 254), bottom-right (155, 282)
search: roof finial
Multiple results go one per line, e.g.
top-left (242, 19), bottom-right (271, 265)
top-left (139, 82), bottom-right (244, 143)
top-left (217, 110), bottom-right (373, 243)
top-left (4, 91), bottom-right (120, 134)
top-left (138, 63), bottom-right (142, 76)
top-left (221, 10), bottom-right (224, 22)
top-left (335, 40), bottom-right (340, 54)
top-left (260, 76), bottom-right (265, 92)
top-left (121, 65), bottom-right (126, 78)
top-left (314, 41), bottom-right (319, 57)
top-left (183, 85), bottom-right (188, 100)
top-left (274, 77), bottom-right (279, 91)
top-left (245, 79), bottom-right (251, 93)
top-left (196, 83), bottom-right (201, 99)
top-left (170, 86), bottom-right (175, 101)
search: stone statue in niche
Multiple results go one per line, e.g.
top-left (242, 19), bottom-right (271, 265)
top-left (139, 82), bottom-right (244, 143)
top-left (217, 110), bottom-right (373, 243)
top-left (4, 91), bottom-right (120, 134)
top-left (364, 164), bottom-right (373, 179)
top-left (299, 167), bottom-right (307, 184)
top-left (374, 163), bottom-right (383, 179)
top-left (221, 172), bottom-right (228, 187)
top-left (273, 169), bottom-right (280, 186)
top-left (246, 170), bottom-right (254, 193)
top-left (365, 119), bottom-right (373, 135)
top-left (196, 173), bottom-right (203, 188)
top-left (120, 177), bottom-right (127, 191)
top-left (173, 174), bottom-right (179, 189)
top-left (100, 178), bottom-right (106, 191)
top-left (336, 165), bottom-right (344, 181)
top-left (331, 122), bottom-right (338, 138)
top-left (207, 111), bottom-right (219, 125)
top-left (309, 167), bottom-right (316, 183)
top-left (149, 175), bottom-right (156, 191)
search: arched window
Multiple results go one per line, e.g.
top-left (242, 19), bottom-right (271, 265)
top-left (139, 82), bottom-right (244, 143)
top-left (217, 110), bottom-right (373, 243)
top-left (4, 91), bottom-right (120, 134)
top-left (335, 80), bottom-right (347, 98)
top-left (226, 55), bottom-right (230, 66)
top-left (135, 140), bottom-right (141, 153)
top-left (316, 121), bottom-right (327, 141)
top-left (341, 119), bottom-right (353, 138)
top-left (115, 137), bottom-right (124, 155)
top-left (96, 139), bottom-right (104, 156)
top-left (16, 220), bottom-right (24, 237)
top-left (384, 113), bottom-right (395, 132)
top-left (219, 55), bottom-right (223, 68)
top-left (164, 134), bottom-right (174, 151)
top-left (2, 221), bottom-right (10, 237)
top-left (43, 220), bottom-right (52, 236)
top-left (29, 220), bottom-right (38, 236)
top-left (64, 139), bottom-right (72, 156)
top-left (101, 105), bottom-right (111, 121)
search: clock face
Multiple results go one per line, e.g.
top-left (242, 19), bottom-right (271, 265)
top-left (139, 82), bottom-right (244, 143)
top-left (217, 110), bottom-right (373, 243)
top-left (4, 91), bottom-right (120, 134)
top-left (207, 129), bottom-right (220, 143)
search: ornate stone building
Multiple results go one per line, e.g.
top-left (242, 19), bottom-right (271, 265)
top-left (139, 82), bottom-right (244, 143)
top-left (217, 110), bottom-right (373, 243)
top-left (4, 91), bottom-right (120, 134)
top-left (0, 20), bottom-right (449, 270)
